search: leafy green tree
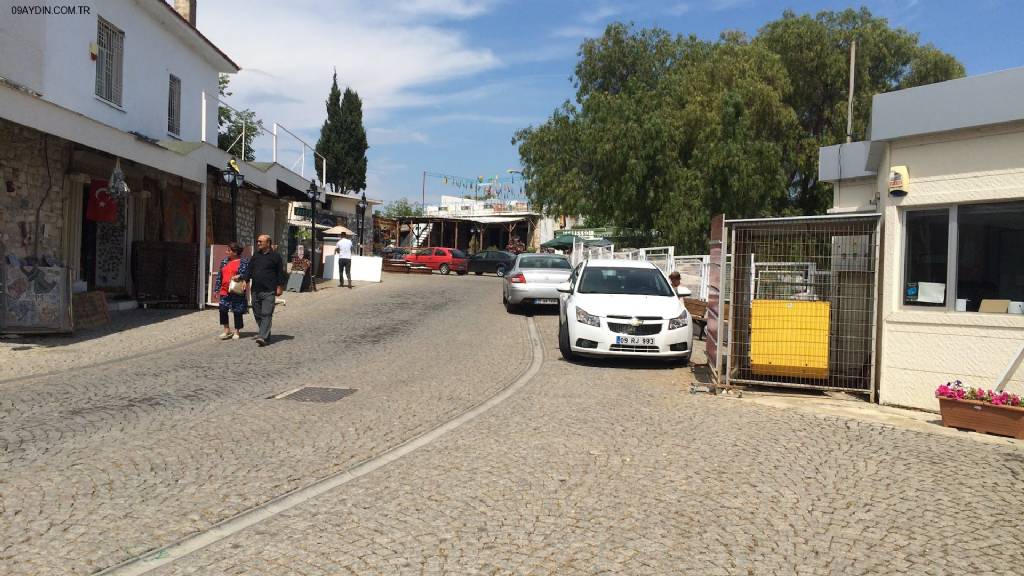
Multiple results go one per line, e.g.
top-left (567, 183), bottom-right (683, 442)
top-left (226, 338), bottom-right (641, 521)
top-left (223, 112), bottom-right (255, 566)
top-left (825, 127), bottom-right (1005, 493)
top-left (756, 8), bottom-right (965, 212)
top-left (381, 198), bottom-right (423, 218)
top-left (315, 73), bottom-right (369, 193)
top-left (516, 26), bottom-right (799, 251)
top-left (217, 75), bottom-right (263, 161)
top-left (516, 11), bottom-right (964, 252)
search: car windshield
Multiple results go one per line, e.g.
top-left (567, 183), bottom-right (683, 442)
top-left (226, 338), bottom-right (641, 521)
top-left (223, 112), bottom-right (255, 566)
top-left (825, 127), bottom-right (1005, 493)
top-left (450, 249), bottom-right (467, 258)
top-left (578, 266), bottom-right (674, 296)
top-left (518, 256), bottom-right (571, 269)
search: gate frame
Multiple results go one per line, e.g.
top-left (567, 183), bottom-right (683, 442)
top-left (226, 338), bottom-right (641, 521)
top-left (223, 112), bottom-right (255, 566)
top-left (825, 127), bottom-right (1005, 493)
top-left (723, 213), bottom-right (882, 400)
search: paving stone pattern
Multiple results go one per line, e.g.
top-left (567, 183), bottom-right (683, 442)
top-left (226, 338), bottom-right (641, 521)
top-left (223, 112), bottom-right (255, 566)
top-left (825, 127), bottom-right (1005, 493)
top-left (153, 315), bottom-right (1024, 576)
top-left (0, 275), bottom-right (530, 575)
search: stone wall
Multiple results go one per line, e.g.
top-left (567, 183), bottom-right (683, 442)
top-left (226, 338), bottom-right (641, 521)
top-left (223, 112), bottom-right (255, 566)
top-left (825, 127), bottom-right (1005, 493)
top-left (0, 118), bottom-right (72, 262)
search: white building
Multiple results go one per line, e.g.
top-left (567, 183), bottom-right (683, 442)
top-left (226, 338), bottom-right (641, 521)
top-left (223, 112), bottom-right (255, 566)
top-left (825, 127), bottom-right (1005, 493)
top-left (819, 67), bottom-right (1024, 410)
top-left (0, 0), bottom-right (316, 331)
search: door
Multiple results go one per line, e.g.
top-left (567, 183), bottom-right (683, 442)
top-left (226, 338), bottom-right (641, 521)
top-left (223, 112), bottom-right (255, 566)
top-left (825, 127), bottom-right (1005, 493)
top-left (80, 186), bottom-right (97, 288)
top-left (471, 251), bottom-right (491, 273)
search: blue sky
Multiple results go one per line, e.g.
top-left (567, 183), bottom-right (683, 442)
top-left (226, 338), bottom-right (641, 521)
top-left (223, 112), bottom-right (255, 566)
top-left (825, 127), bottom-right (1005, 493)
top-left (196, 0), bottom-right (1023, 206)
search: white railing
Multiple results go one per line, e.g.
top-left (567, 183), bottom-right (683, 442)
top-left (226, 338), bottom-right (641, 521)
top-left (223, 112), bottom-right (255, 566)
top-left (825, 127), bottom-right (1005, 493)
top-left (563, 241), bottom-right (711, 300)
top-left (673, 255), bottom-right (710, 300)
top-left (201, 91), bottom-right (326, 192)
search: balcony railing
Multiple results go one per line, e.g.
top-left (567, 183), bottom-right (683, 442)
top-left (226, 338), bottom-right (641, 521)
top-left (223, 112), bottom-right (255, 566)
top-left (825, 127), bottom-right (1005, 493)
top-left (200, 91), bottom-right (326, 191)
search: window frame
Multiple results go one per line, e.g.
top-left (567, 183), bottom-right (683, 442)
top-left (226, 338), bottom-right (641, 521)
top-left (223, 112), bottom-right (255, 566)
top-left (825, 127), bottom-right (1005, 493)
top-left (167, 74), bottom-right (182, 137)
top-left (900, 201), bottom-right (1024, 313)
top-left (95, 17), bottom-right (125, 107)
top-left (901, 206), bottom-right (956, 311)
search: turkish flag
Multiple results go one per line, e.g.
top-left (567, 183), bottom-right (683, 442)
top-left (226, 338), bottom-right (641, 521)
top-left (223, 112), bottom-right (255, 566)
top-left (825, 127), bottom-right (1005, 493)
top-left (86, 179), bottom-right (118, 222)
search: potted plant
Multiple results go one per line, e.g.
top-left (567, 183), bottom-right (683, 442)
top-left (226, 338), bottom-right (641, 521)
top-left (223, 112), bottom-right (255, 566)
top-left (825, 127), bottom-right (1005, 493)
top-left (936, 380), bottom-right (1024, 439)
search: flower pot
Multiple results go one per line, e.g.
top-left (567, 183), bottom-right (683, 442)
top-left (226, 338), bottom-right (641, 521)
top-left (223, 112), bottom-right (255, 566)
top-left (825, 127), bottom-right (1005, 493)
top-left (938, 398), bottom-right (1024, 439)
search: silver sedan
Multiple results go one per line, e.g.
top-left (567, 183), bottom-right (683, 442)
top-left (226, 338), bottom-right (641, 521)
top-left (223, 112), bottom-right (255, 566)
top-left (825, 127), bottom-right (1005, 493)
top-left (503, 253), bottom-right (573, 313)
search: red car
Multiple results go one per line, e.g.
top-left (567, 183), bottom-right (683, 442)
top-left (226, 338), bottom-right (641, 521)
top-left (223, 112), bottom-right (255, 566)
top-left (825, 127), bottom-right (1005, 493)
top-left (404, 247), bottom-right (468, 275)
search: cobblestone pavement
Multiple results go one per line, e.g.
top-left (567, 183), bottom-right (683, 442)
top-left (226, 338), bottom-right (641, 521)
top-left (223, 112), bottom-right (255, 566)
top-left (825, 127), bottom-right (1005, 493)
top-left (0, 275), bottom-right (530, 575)
top-left (149, 313), bottom-right (1024, 576)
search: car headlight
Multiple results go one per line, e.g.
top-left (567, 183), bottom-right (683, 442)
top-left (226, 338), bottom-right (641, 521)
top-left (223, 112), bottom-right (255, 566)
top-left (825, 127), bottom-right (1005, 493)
top-left (668, 310), bottom-right (688, 330)
top-left (575, 306), bottom-right (600, 327)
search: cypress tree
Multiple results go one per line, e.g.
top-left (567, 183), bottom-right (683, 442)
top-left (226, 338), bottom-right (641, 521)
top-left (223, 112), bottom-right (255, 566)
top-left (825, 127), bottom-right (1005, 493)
top-left (315, 73), bottom-right (368, 194)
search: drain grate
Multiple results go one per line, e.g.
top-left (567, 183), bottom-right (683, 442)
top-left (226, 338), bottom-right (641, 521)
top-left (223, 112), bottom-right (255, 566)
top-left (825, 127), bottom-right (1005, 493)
top-left (280, 387), bottom-right (356, 403)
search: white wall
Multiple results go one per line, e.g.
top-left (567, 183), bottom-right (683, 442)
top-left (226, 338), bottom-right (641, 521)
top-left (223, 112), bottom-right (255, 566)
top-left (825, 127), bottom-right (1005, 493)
top-left (874, 127), bottom-right (1024, 410)
top-left (828, 177), bottom-right (876, 213)
top-left (1, 0), bottom-right (222, 143)
top-left (0, 0), bottom-right (47, 93)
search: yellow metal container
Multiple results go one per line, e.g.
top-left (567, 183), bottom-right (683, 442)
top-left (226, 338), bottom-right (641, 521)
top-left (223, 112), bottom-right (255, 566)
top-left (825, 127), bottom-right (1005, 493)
top-left (750, 299), bottom-right (830, 379)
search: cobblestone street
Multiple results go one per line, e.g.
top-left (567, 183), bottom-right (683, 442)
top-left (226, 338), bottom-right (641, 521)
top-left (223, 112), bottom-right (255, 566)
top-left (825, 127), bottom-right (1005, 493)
top-left (2, 276), bottom-right (1023, 575)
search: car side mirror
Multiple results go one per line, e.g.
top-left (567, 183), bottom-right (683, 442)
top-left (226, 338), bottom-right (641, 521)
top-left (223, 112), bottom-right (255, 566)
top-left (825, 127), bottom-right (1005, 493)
top-left (675, 286), bottom-right (692, 297)
top-left (556, 282), bottom-right (572, 294)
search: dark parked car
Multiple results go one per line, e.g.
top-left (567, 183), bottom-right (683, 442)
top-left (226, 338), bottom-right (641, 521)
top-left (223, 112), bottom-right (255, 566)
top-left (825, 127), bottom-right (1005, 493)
top-left (467, 250), bottom-right (516, 277)
top-left (381, 246), bottom-right (410, 261)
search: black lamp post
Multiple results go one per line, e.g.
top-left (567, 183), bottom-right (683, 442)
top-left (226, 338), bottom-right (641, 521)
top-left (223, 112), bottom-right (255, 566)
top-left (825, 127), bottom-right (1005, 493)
top-left (221, 158), bottom-right (244, 242)
top-left (356, 191), bottom-right (367, 256)
top-left (307, 179), bottom-right (319, 279)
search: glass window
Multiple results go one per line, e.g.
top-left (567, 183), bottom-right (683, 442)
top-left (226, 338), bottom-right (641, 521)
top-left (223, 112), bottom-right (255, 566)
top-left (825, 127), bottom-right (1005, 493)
top-left (904, 209), bottom-right (948, 306)
top-left (579, 267), bottom-right (674, 296)
top-left (519, 256), bottom-right (571, 269)
top-left (167, 75), bottom-right (181, 136)
top-left (95, 18), bottom-right (124, 106)
top-left (957, 201), bottom-right (1024, 312)
top-left (434, 249), bottom-right (446, 256)
top-left (450, 249), bottom-right (467, 258)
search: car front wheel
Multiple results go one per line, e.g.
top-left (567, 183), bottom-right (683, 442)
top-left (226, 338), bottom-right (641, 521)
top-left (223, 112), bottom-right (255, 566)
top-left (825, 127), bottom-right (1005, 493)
top-left (558, 321), bottom-right (576, 361)
top-left (439, 263), bottom-right (451, 275)
top-left (495, 265), bottom-right (506, 277)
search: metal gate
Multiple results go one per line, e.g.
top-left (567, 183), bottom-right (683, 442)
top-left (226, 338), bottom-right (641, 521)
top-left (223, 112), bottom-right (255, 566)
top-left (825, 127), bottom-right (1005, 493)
top-left (725, 214), bottom-right (881, 398)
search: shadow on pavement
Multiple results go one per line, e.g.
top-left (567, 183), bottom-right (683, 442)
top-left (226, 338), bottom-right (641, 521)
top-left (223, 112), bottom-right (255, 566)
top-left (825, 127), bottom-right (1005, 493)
top-left (1, 308), bottom-right (205, 349)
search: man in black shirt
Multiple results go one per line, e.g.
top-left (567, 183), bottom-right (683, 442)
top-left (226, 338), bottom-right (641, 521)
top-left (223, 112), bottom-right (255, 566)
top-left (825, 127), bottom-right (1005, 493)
top-left (242, 234), bottom-right (287, 346)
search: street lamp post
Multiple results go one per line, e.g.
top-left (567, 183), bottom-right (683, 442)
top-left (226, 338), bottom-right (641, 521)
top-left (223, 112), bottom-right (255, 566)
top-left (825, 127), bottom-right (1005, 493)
top-left (221, 159), bottom-right (244, 242)
top-left (307, 179), bottom-right (319, 279)
top-left (356, 191), bottom-right (368, 256)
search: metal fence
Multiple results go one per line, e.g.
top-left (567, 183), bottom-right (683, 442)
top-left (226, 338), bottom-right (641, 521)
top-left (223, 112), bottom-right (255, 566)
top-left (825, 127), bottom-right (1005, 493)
top-left (673, 255), bottom-right (709, 301)
top-left (725, 215), bottom-right (880, 397)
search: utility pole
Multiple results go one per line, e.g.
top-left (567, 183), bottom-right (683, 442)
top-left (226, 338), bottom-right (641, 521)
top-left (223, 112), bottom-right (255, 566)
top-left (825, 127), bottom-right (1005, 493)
top-left (846, 38), bottom-right (856, 143)
top-left (421, 170), bottom-right (426, 211)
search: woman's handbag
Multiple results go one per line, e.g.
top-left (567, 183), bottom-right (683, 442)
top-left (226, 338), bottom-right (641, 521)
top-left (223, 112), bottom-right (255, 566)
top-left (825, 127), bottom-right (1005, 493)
top-left (228, 276), bottom-right (246, 295)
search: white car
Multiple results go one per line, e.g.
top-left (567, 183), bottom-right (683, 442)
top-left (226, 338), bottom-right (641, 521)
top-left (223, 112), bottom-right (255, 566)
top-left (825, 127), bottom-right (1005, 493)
top-left (557, 259), bottom-right (693, 364)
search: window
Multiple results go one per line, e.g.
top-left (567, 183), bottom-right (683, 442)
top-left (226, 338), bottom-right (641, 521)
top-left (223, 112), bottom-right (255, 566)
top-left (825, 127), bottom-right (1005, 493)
top-left (450, 249), bottom-right (467, 258)
top-left (434, 249), bottom-right (446, 256)
top-left (957, 202), bottom-right (1024, 312)
top-left (519, 256), bottom-right (571, 269)
top-left (579, 267), bottom-right (674, 297)
top-left (904, 209), bottom-right (949, 306)
top-left (903, 201), bottom-right (1024, 312)
top-left (95, 18), bottom-right (124, 106)
top-left (167, 75), bottom-right (181, 136)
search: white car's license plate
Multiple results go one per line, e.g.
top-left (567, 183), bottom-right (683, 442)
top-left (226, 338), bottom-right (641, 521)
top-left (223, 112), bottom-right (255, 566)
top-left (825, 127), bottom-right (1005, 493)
top-left (616, 336), bottom-right (655, 345)
top-left (534, 298), bottom-right (558, 305)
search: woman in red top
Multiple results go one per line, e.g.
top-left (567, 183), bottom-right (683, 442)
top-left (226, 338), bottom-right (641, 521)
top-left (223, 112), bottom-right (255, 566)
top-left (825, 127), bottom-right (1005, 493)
top-left (215, 242), bottom-right (249, 340)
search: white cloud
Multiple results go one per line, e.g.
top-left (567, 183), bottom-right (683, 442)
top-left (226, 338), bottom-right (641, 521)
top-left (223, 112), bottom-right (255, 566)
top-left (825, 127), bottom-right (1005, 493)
top-left (666, 3), bottom-right (691, 16)
top-left (708, 0), bottom-right (750, 11)
top-left (368, 128), bottom-right (430, 145)
top-left (392, 0), bottom-right (500, 20)
top-left (419, 112), bottom-right (534, 126)
top-left (197, 1), bottom-right (501, 136)
top-left (550, 25), bottom-right (603, 39)
top-left (582, 4), bottom-right (625, 24)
